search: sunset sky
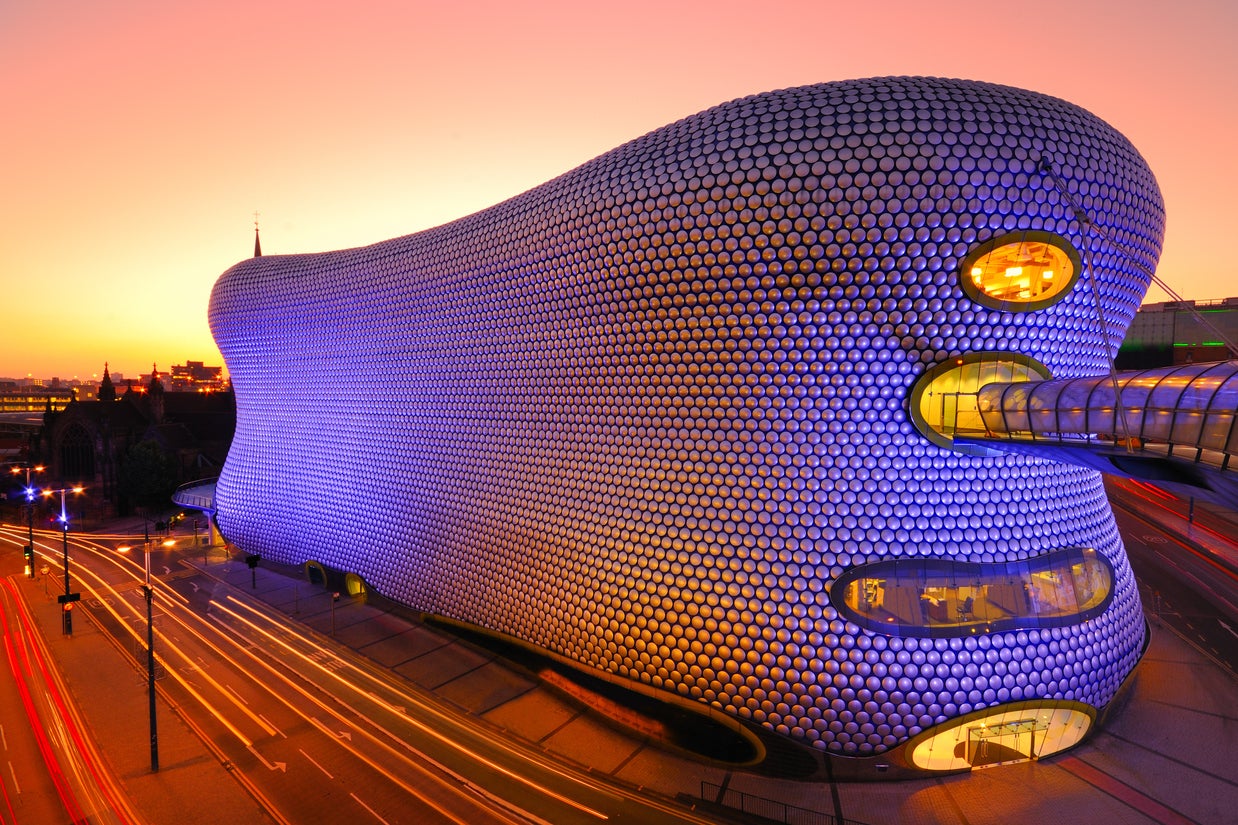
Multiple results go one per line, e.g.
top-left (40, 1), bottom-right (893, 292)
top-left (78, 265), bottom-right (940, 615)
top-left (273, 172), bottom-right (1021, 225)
top-left (2, 0), bottom-right (1234, 380)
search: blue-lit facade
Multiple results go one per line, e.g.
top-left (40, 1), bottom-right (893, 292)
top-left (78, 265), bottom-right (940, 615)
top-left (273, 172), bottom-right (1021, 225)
top-left (209, 77), bottom-right (1164, 776)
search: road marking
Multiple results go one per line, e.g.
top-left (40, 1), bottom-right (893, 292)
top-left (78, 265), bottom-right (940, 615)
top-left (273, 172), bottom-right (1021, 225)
top-left (350, 792), bottom-right (391, 825)
top-left (299, 748), bottom-right (333, 779)
top-left (260, 714), bottom-right (286, 738)
top-left (1219, 620), bottom-right (1238, 641)
top-left (215, 599), bottom-right (608, 821)
top-left (7, 761), bottom-right (19, 794)
top-left (247, 744), bottom-right (287, 772)
top-left (310, 717), bottom-right (353, 741)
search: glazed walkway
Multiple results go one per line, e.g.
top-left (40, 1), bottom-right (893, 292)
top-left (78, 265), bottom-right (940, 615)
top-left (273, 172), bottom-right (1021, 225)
top-left (961, 360), bottom-right (1238, 509)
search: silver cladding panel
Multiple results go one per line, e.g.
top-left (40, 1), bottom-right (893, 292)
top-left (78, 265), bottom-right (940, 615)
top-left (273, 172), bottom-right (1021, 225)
top-left (209, 77), bottom-right (1163, 757)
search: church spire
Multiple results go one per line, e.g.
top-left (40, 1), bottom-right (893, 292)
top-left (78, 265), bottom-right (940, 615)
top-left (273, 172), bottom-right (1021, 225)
top-left (99, 362), bottom-right (116, 402)
top-left (253, 211), bottom-right (262, 257)
top-left (148, 363), bottom-right (165, 425)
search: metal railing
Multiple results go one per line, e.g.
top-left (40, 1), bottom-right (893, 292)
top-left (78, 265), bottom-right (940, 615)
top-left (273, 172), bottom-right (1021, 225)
top-left (698, 781), bottom-right (865, 825)
top-left (172, 477), bottom-right (218, 511)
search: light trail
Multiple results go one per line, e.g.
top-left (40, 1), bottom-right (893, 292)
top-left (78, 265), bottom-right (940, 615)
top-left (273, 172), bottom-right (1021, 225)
top-left (59, 531), bottom-right (518, 824)
top-left (201, 602), bottom-right (532, 825)
top-left (0, 600), bottom-right (81, 822)
top-left (2, 526), bottom-right (716, 824)
top-left (0, 527), bottom-right (267, 751)
top-left (0, 577), bottom-right (139, 824)
top-left (212, 594), bottom-right (722, 825)
top-left (1110, 479), bottom-right (1238, 580)
top-left (213, 596), bottom-right (617, 821)
top-left (47, 535), bottom-right (277, 746)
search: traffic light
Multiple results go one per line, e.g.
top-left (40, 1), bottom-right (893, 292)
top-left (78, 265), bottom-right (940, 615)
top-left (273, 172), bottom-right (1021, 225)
top-left (23, 544), bottom-right (34, 578)
top-left (62, 601), bottom-right (73, 634)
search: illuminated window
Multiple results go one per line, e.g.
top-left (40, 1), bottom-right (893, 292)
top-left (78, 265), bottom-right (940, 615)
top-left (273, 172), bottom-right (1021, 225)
top-left (961, 231), bottom-right (1081, 311)
top-left (907, 701), bottom-right (1095, 771)
top-left (830, 547), bottom-right (1114, 638)
top-left (909, 352), bottom-right (1051, 455)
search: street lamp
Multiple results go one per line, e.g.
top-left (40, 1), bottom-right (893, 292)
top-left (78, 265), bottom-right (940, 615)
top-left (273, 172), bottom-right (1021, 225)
top-left (43, 485), bottom-right (85, 634)
top-left (119, 532), bottom-right (174, 773)
top-left (8, 463), bottom-right (44, 577)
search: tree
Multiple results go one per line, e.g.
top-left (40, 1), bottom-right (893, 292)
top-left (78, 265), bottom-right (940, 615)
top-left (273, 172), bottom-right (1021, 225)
top-left (119, 440), bottom-right (178, 512)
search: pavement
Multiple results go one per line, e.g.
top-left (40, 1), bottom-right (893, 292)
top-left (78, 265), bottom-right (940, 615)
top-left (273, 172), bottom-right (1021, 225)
top-left (13, 512), bottom-right (1238, 825)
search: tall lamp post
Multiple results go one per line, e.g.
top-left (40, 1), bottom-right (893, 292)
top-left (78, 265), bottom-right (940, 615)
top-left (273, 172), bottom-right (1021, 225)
top-left (119, 532), bottom-right (173, 773)
top-left (44, 486), bottom-right (85, 634)
top-left (8, 464), bottom-right (44, 577)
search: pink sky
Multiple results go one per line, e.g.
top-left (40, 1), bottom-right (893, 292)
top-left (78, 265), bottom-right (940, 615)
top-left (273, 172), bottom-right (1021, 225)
top-left (2, 0), bottom-right (1234, 379)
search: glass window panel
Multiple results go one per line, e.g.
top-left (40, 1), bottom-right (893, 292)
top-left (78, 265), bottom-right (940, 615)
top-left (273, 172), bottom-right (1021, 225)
top-left (1085, 404), bottom-right (1119, 440)
top-left (1179, 377), bottom-right (1224, 415)
top-left (908, 702), bottom-right (1094, 771)
top-left (1058, 381), bottom-right (1094, 416)
top-left (961, 231), bottom-right (1081, 311)
top-left (1171, 411), bottom-right (1205, 445)
top-left (1209, 381), bottom-right (1238, 414)
top-left (1147, 375), bottom-right (1187, 410)
top-left (830, 548), bottom-right (1114, 637)
top-left (911, 353), bottom-right (1051, 451)
top-left (1056, 403), bottom-right (1088, 434)
top-left (1141, 409), bottom-right (1175, 442)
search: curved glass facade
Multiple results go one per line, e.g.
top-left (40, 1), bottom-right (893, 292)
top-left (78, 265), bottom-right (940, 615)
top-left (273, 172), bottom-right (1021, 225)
top-left (909, 353), bottom-right (1052, 455)
top-left (831, 547), bottom-right (1114, 637)
top-left (907, 701), bottom-right (1095, 771)
top-left (975, 360), bottom-right (1238, 469)
top-left (961, 231), bottom-right (1081, 311)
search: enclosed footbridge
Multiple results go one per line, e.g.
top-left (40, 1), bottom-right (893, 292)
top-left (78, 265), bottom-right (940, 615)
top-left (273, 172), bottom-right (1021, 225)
top-left (172, 478), bottom-right (218, 514)
top-left (952, 360), bottom-right (1238, 508)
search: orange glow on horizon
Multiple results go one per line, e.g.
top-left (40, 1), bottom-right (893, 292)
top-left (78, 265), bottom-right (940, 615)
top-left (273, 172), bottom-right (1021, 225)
top-left (2, 0), bottom-right (1234, 379)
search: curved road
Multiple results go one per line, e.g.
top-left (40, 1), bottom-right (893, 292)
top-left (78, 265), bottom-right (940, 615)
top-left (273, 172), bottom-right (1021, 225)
top-left (2, 525), bottom-right (722, 825)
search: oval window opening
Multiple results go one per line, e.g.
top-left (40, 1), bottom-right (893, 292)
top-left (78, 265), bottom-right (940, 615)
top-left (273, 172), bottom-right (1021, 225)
top-left (961, 231), bottom-right (1081, 311)
top-left (909, 352), bottom-right (1052, 455)
top-left (906, 701), bottom-right (1096, 771)
top-left (831, 546), bottom-right (1115, 638)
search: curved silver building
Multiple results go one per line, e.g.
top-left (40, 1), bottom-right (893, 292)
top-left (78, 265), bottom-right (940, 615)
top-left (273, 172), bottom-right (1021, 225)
top-left (209, 76), bottom-right (1165, 776)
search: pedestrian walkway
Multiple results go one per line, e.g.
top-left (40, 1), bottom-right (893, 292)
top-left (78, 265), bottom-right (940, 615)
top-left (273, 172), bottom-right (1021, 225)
top-left (15, 521), bottom-right (1238, 825)
top-left (196, 548), bottom-right (1238, 825)
top-left (12, 570), bottom-right (269, 825)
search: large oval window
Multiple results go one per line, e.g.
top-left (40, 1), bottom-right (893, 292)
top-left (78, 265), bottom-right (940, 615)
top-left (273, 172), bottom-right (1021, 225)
top-left (831, 546), bottom-right (1115, 638)
top-left (961, 231), bottom-right (1081, 311)
top-left (906, 700), bottom-right (1096, 771)
top-left (909, 352), bottom-right (1052, 455)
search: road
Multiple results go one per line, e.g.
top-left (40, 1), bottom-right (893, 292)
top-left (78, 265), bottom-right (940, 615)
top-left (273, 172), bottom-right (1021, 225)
top-left (1106, 476), bottom-right (1238, 676)
top-left (1, 525), bottom-right (722, 825)
top-left (0, 575), bottom-right (140, 824)
top-left (2, 482), bottom-right (1236, 825)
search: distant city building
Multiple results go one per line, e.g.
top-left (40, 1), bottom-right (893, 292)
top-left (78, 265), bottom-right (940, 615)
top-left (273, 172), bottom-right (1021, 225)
top-left (169, 360), bottom-right (227, 392)
top-left (0, 385), bottom-right (75, 414)
top-left (1117, 297), bottom-right (1238, 368)
top-left (33, 365), bottom-right (235, 515)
